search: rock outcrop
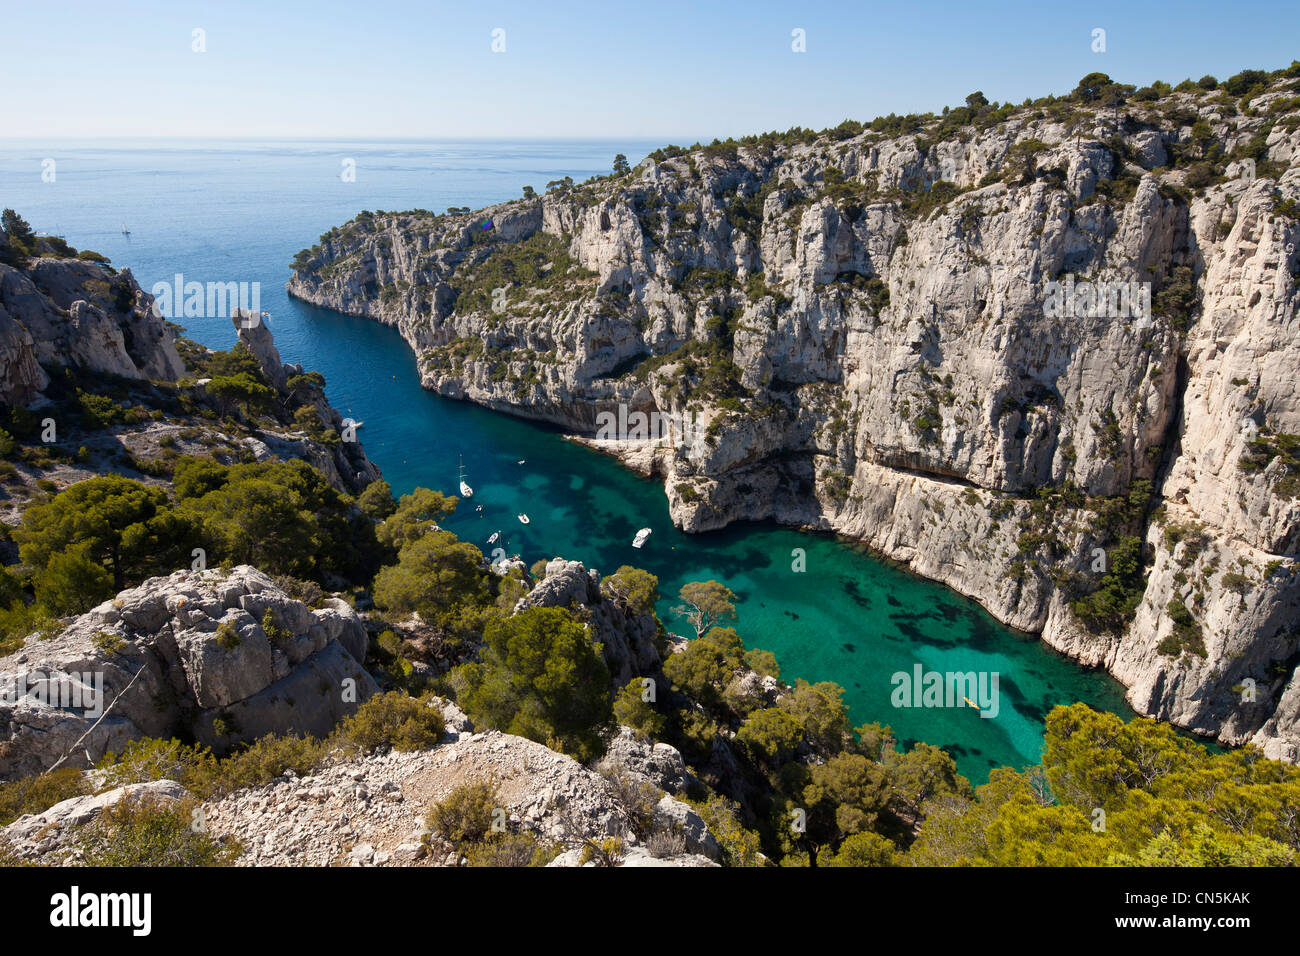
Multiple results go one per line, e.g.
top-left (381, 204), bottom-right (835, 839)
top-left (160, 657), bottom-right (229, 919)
top-left (0, 566), bottom-right (377, 779)
top-left (0, 258), bottom-right (183, 402)
top-left (289, 76), bottom-right (1300, 758)
top-left (228, 310), bottom-right (381, 495)
top-left (521, 557), bottom-right (663, 688)
top-left (0, 711), bottom-right (719, 867)
top-left (0, 780), bottom-right (188, 861)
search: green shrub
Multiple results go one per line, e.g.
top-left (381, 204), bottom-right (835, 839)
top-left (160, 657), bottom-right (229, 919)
top-left (334, 691), bottom-right (445, 753)
top-left (261, 608), bottom-right (292, 643)
top-left (96, 733), bottom-right (329, 799)
top-left (91, 630), bottom-right (128, 655)
top-left (357, 479), bottom-right (397, 520)
top-left (371, 529), bottom-right (491, 635)
top-left (0, 767), bottom-right (89, 826)
top-left (76, 390), bottom-right (126, 430)
top-left (601, 566), bottom-right (659, 615)
top-left (689, 794), bottom-right (766, 866)
top-left (427, 780), bottom-right (500, 847)
top-left (75, 794), bottom-right (241, 866)
top-left (455, 606), bottom-right (612, 762)
top-left (613, 679), bottom-right (667, 741)
top-left (196, 734), bottom-right (328, 796)
top-left (1162, 599), bottom-right (1206, 656)
top-left (1069, 536), bottom-right (1146, 633)
top-left (463, 831), bottom-right (559, 867)
top-left (271, 575), bottom-right (326, 609)
top-left (215, 621), bottom-right (240, 650)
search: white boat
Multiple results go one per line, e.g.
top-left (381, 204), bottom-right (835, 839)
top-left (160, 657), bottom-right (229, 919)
top-left (517, 459), bottom-right (526, 465)
top-left (121, 224), bottom-right (130, 236)
top-left (458, 455), bottom-right (473, 498)
top-left (517, 514), bottom-right (530, 524)
top-left (632, 528), bottom-right (652, 548)
top-left (488, 531), bottom-right (500, 544)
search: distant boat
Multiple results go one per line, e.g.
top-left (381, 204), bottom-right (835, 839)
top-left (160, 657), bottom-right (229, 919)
top-left (121, 225), bottom-right (130, 236)
top-left (488, 531), bottom-right (500, 544)
top-left (458, 455), bottom-right (473, 498)
top-left (517, 459), bottom-right (526, 465)
top-left (632, 528), bottom-right (652, 549)
top-left (517, 514), bottom-right (530, 524)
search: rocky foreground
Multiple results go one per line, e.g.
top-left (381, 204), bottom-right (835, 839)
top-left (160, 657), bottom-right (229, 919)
top-left (0, 555), bottom-right (733, 866)
top-left (2, 706), bottom-right (720, 868)
top-left (288, 71), bottom-right (1300, 759)
top-left (0, 566), bottom-right (375, 778)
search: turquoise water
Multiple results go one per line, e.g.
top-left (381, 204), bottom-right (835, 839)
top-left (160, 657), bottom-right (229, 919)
top-left (0, 139), bottom-right (1133, 780)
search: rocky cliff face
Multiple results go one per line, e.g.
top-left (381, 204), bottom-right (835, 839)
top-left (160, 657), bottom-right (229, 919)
top-left (288, 76), bottom-right (1300, 759)
top-left (228, 309), bottom-right (382, 495)
top-left (0, 255), bottom-right (184, 403)
top-left (0, 247), bottom-right (380, 504)
top-left (0, 565), bottom-right (377, 778)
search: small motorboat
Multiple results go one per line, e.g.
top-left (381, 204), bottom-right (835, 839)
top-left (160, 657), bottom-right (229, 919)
top-left (517, 459), bottom-right (526, 465)
top-left (632, 528), bottom-right (652, 549)
top-left (517, 514), bottom-right (530, 524)
top-left (488, 531), bottom-right (500, 544)
top-left (458, 455), bottom-right (473, 498)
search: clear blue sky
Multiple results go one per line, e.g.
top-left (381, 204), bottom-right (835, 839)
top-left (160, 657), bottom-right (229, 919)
top-left (4, 0), bottom-right (1297, 141)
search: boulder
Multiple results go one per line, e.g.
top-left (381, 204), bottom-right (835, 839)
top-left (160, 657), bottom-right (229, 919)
top-left (0, 566), bottom-right (378, 779)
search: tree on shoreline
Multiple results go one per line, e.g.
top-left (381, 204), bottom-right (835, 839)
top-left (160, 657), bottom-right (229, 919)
top-left (673, 580), bottom-right (737, 637)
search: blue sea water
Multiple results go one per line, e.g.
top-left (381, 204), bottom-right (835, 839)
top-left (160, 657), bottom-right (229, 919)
top-left (0, 138), bottom-right (1134, 781)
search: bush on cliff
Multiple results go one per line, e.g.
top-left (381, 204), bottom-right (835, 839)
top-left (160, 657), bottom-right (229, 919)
top-left (174, 457), bottom-right (382, 584)
top-left (10, 459), bottom-right (380, 618)
top-left (426, 780), bottom-right (500, 846)
top-left (374, 487), bottom-right (459, 553)
top-left (454, 606), bottom-right (613, 762)
top-left (0, 767), bottom-right (89, 826)
top-left (14, 473), bottom-right (185, 596)
top-left (371, 529), bottom-right (493, 639)
top-left (335, 690), bottom-right (446, 753)
top-left (907, 704), bottom-right (1300, 866)
top-left (75, 794), bottom-right (241, 867)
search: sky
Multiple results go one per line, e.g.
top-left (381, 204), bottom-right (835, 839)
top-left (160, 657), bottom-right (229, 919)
top-left (3, 0), bottom-right (1298, 142)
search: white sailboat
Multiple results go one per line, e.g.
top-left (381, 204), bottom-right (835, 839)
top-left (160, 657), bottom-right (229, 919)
top-left (458, 456), bottom-right (473, 498)
top-left (632, 528), bottom-right (652, 548)
top-left (121, 224), bottom-right (131, 236)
